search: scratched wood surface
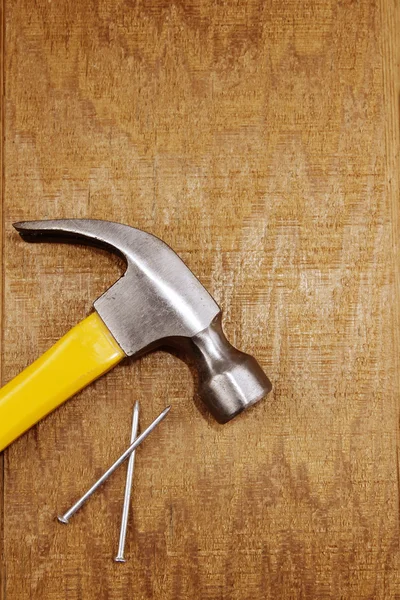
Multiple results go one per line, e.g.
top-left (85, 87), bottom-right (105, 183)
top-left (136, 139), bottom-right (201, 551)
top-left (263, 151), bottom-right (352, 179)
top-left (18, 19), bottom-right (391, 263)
top-left (1, 0), bottom-right (400, 598)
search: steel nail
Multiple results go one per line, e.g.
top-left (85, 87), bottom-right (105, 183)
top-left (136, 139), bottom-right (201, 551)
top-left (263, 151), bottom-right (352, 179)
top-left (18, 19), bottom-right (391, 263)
top-left (115, 400), bottom-right (140, 563)
top-left (57, 405), bottom-right (170, 524)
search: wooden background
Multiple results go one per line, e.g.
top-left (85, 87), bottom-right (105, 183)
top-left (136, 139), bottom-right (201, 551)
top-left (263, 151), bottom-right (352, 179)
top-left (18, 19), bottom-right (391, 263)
top-left (1, 0), bottom-right (400, 598)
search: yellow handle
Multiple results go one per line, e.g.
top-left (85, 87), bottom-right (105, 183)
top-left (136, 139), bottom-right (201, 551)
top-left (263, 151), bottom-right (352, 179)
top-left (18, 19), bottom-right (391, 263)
top-left (0, 313), bottom-right (125, 451)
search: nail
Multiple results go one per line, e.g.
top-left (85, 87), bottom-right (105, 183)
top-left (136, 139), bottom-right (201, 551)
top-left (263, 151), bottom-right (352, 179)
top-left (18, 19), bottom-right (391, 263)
top-left (114, 400), bottom-right (140, 563)
top-left (57, 405), bottom-right (170, 524)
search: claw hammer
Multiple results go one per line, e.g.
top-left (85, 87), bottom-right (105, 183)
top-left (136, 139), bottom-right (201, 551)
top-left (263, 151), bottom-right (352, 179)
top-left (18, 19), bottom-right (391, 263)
top-left (0, 219), bottom-right (272, 451)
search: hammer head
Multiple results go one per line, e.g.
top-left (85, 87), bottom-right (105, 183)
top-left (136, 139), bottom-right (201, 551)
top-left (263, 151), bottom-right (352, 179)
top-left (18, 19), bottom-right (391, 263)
top-left (14, 219), bottom-right (272, 422)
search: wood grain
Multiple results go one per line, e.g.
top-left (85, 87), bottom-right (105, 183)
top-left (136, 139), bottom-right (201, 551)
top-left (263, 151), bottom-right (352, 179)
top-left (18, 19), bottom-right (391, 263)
top-left (0, 0), bottom-right (4, 597)
top-left (1, 0), bottom-right (400, 598)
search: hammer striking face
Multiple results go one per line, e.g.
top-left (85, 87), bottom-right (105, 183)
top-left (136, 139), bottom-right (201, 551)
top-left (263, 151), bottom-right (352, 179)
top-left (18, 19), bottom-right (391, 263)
top-left (0, 219), bottom-right (272, 451)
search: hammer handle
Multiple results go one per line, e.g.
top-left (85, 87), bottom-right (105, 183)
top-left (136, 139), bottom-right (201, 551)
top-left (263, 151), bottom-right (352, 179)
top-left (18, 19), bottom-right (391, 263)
top-left (0, 313), bottom-right (125, 451)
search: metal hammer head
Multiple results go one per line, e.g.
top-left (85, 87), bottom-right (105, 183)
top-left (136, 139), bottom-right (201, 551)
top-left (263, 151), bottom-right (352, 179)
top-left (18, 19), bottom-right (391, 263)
top-left (13, 219), bottom-right (272, 422)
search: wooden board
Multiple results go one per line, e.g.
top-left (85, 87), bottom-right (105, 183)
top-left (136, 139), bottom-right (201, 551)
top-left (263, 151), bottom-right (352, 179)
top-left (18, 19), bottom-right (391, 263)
top-left (1, 0), bottom-right (400, 598)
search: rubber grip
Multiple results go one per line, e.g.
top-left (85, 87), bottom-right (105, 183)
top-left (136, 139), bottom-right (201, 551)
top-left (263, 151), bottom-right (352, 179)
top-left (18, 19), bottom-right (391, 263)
top-left (0, 313), bottom-right (125, 451)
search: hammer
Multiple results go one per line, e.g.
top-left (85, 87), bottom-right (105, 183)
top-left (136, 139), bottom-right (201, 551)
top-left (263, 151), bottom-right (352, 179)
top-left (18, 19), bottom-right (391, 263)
top-left (0, 219), bottom-right (271, 451)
